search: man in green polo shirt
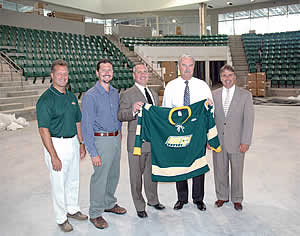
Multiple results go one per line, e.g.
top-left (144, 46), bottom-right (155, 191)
top-left (36, 59), bottom-right (88, 232)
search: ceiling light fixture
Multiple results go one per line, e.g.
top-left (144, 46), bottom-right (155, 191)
top-left (227, 1), bottom-right (233, 6)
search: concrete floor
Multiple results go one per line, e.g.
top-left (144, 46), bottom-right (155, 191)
top-left (0, 105), bottom-right (300, 236)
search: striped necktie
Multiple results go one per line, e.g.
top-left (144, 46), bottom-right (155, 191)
top-left (223, 88), bottom-right (230, 116)
top-left (183, 80), bottom-right (190, 106)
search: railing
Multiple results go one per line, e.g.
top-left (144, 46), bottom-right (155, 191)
top-left (0, 51), bottom-right (23, 86)
top-left (134, 45), bottom-right (164, 87)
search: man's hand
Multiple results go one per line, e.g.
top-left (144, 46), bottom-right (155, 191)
top-left (80, 144), bottom-right (86, 160)
top-left (240, 144), bottom-right (249, 153)
top-left (91, 155), bottom-right (102, 167)
top-left (207, 98), bottom-right (213, 106)
top-left (133, 101), bottom-right (144, 113)
top-left (51, 156), bottom-right (62, 171)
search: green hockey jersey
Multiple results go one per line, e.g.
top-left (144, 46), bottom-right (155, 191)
top-left (133, 99), bottom-right (221, 182)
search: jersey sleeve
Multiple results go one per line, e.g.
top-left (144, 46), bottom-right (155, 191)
top-left (204, 100), bottom-right (221, 153)
top-left (133, 104), bottom-right (152, 156)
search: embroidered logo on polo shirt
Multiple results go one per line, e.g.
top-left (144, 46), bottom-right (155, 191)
top-left (72, 102), bottom-right (76, 105)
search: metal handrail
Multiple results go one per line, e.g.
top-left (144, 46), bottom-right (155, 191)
top-left (0, 51), bottom-right (23, 87)
top-left (0, 51), bottom-right (22, 73)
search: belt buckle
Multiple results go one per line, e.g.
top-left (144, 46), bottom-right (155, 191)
top-left (100, 133), bottom-right (104, 136)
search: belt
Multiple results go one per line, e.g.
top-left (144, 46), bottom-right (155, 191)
top-left (52, 135), bottom-right (75, 139)
top-left (94, 131), bottom-right (118, 137)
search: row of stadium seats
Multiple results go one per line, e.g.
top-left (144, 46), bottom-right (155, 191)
top-left (242, 30), bottom-right (300, 88)
top-left (120, 34), bottom-right (228, 51)
top-left (0, 25), bottom-right (135, 93)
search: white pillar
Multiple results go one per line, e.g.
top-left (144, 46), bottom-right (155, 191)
top-left (199, 3), bottom-right (207, 37)
top-left (205, 60), bottom-right (210, 86)
top-left (156, 16), bottom-right (159, 35)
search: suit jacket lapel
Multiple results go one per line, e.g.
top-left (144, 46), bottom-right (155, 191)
top-left (133, 85), bottom-right (147, 103)
top-left (226, 86), bottom-right (240, 118)
top-left (149, 88), bottom-right (158, 105)
top-left (216, 89), bottom-right (225, 119)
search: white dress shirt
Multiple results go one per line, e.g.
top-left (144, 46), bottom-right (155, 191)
top-left (135, 82), bottom-right (155, 105)
top-left (222, 85), bottom-right (235, 109)
top-left (162, 77), bottom-right (213, 108)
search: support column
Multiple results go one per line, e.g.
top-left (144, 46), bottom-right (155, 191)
top-left (199, 3), bottom-right (207, 37)
top-left (156, 16), bottom-right (159, 35)
top-left (205, 60), bottom-right (210, 86)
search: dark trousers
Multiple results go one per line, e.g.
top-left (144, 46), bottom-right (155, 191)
top-left (176, 174), bottom-right (205, 202)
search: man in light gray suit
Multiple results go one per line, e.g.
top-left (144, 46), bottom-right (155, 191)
top-left (212, 64), bottom-right (254, 211)
top-left (118, 63), bottom-right (165, 218)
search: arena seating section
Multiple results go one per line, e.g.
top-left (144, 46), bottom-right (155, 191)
top-left (0, 25), bottom-right (135, 95)
top-left (120, 34), bottom-right (228, 51)
top-left (242, 31), bottom-right (300, 88)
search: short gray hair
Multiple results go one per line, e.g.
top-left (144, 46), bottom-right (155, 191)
top-left (178, 54), bottom-right (195, 66)
top-left (51, 59), bottom-right (68, 73)
top-left (133, 63), bottom-right (148, 73)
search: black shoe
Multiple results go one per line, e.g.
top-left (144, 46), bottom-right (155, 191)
top-left (173, 200), bottom-right (188, 210)
top-left (147, 203), bottom-right (165, 210)
top-left (137, 211), bottom-right (148, 218)
top-left (234, 202), bottom-right (243, 211)
top-left (193, 201), bottom-right (206, 211)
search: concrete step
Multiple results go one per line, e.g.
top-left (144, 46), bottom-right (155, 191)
top-left (231, 52), bottom-right (246, 57)
top-left (0, 103), bottom-right (24, 111)
top-left (7, 90), bottom-right (39, 97)
top-left (0, 72), bottom-right (22, 78)
top-left (236, 71), bottom-right (249, 76)
top-left (0, 81), bottom-right (31, 87)
top-left (2, 106), bottom-right (36, 121)
top-left (0, 83), bottom-right (49, 97)
top-left (0, 95), bottom-right (40, 106)
top-left (0, 64), bottom-right (11, 72)
top-left (234, 65), bottom-right (249, 71)
top-left (233, 56), bottom-right (247, 61)
top-left (232, 61), bottom-right (248, 66)
top-left (230, 49), bottom-right (245, 53)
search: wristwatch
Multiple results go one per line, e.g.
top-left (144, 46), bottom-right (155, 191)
top-left (79, 141), bottom-right (84, 145)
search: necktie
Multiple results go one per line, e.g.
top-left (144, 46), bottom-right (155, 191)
top-left (144, 88), bottom-right (153, 104)
top-left (183, 80), bottom-right (190, 106)
top-left (223, 88), bottom-right (230, 116)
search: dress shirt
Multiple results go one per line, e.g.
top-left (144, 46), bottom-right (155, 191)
top-left (135, 82), bottom-right (155, 105)
top-left (222, 85), bottom-right (235, 109)
top-left (81, 82), bottom-right (121, 158)
top-left (162, 77), bottom-right (213, 108)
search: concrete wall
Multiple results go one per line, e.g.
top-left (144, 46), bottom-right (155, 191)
top-left (85, 22), bottom-right (105, 36)
top-left (0, 8), bottom-right (103, 36)
top-left (135, 45), bottom-right (228, 62)
top-left (113, 24), bottom-right (152, 37)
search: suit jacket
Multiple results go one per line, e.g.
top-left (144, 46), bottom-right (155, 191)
top-left (212, 86), bottom-right (254, 153)
top-left (118, 85), bottom-right (159, 153)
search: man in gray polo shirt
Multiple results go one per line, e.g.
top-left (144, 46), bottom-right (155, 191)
top-left (81, 58), bottom-right (126, 230)
top-left (36, 59), bottom-right (87, 232)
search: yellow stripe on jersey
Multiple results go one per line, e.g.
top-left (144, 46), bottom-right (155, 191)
top-left (211, 145), bottom-right (221, 153)
top-left (133, 147), bottom-right (141, 156)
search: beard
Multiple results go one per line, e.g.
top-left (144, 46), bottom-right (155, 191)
top-left (101, 76), bottom-right (112, 84)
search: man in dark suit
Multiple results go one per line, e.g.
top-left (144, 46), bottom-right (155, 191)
top-left (212, 64), bottom-right (254, 211)
top-left (118, 63), bottom-right (165, 218)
